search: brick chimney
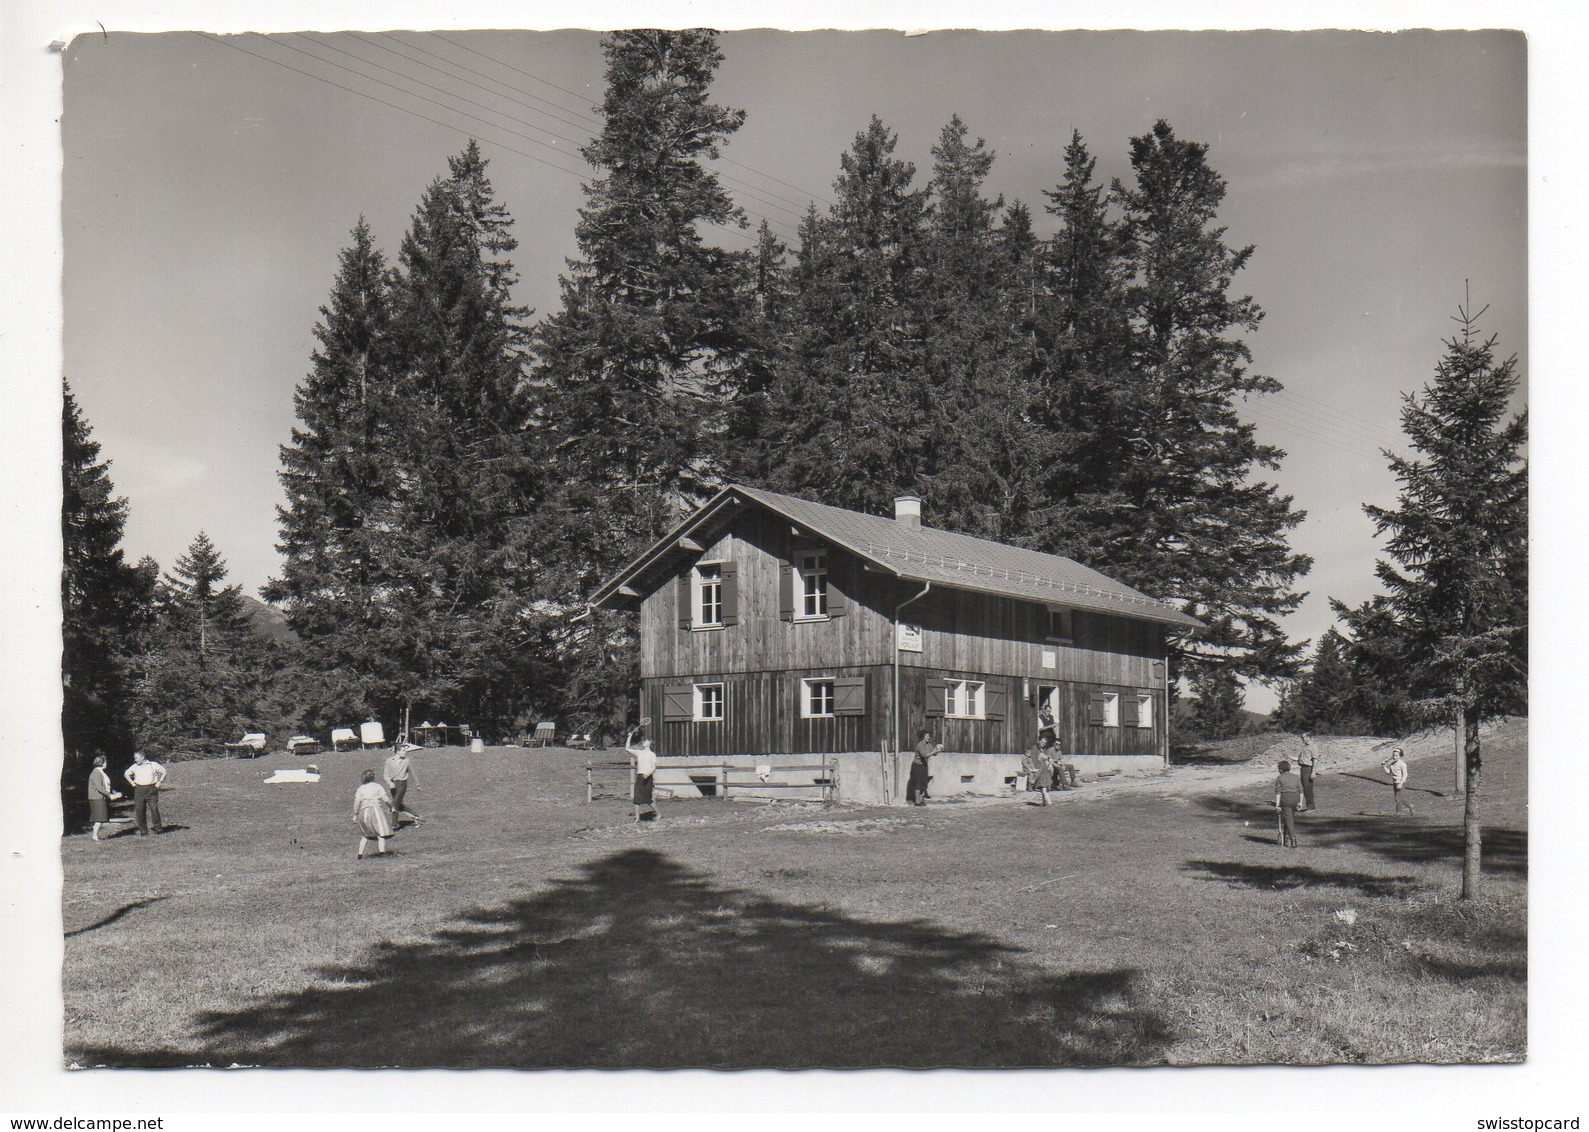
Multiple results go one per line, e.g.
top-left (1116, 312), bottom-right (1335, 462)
top-left (894, 494), bottom-right (922, 529)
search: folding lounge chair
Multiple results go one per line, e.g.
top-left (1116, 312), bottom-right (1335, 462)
top-left (224, 732), bottom-right (268, 758)
top-left (530, 721), bottom-right (556, 747)
top-left (331, 727), bottom-right (358, 752)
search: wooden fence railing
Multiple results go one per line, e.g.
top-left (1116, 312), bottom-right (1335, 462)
top-left (586, 758), bottom-right (838, 805)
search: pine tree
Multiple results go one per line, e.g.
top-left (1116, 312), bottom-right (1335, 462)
top-left (1329, 594), bottom-right (1416, 734)
top-left (763, 115), bottom-right (931, 513)
top-left (128, 532), bottom-right (280, 753)
top-left (379, 142), bottom-right (548, 732)
top-left (1187, 665), bottom-right (1246, 740)
top-left (1097, 121), bottom-right (1311, 686)
top-left (265, 219), bottom-right (399, 646)
top-left (1028, 129), bottom-right (1134, 558)
top-left (533, 30), bottom-right (755, 728)
top-left (62, 383), bottom-right (151, 824)
top-left (1274, 628), bottom-right (1365, 734)
top-left (1362, 300), bottom-right (1526, 898)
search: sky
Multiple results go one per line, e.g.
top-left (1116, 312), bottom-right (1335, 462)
top-left (5, 1), bottom-right (1587, 1120)
top-left (57, 23), bottom-right (1526, 712)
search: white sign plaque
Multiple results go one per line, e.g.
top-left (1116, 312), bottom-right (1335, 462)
top-left (897, 623), bottom-right (923, 652)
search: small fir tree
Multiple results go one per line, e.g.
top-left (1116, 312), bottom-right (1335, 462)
top-left (1362, 300), bottom-right (1526, 898)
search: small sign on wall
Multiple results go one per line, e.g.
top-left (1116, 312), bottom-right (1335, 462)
top-left (1041, 648), bottom-right (1057, 669)
top-left (897, 623), bottom-right (923, 652)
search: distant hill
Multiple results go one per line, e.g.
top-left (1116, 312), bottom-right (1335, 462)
top-left (239, 594), bottom-right (295, 642)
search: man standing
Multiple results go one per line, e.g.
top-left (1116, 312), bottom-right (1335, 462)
top-left (907, 729), bottom-right (942, 807)
top-left (124, 751), bottom-right (167, 835)
top-left (1297, 732), bottom-right (1320, 812)
top-left (1381, 747), bottom-right (1414, 815)
top-left (383, 748), bottom-right (421, 826)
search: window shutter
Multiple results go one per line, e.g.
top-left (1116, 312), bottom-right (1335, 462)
top-left (833, 677), bottom-right (867, 716)
top-left (720, 563), bottom-right (739, 626)
top-left (662, 685), bottom-right (693, 722)
top-left (779, 561), bottom-right (795, 621)
top-left (925, 678), bottom-right (949, 718)
top-left (1121, 695), bottom-right (1140, 728)
top-left (1086, 692), bottom-right (1108, 726)
top-left (984, 683), bottom-right (1006, 721)
top-left (677, 574), bottom-right (693, 630)
top-left (826, 559), bottom-right (847, 618)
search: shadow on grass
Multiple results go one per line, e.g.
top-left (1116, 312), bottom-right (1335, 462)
top-left (71, 847), bottom-right (1171, 1070)
top-left (1334, 770), bottom-right (1451, 799)
top-left (1182, 860), bottom-right (1422, 898)
top-left (1196, 797), bottom-right (1527, 877)
top-left (65, 896), bottom-right (169, 938)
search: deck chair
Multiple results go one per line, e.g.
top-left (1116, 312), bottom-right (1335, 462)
top-left (331, 727), bottom-right (358, 751)
top-left (529, 721), bottom-right (556, 747)
top-left (224, 732), bottom-right (268, 757)
top-left (360, 721), bottom-right (385, 748)
top-left (287, 734), bottom-right (322, 755)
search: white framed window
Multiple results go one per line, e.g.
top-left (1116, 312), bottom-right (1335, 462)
top-left (801, 678), bottom-right (836, 718)
top-left (1045, 606), bottom-right (1074, 641)
top-left (799, 551), bottom-right (828, 619)
top-left (1135, 694), bottom-right (1154, 729)
top-left (1098, 692), bottom-right (1120, 728)
top-left (693, 683), bottom-right (725, 721)
top-left (945, 679), bottom-right (986, 720)
top-left (695, 563), bottom-right (723, 628)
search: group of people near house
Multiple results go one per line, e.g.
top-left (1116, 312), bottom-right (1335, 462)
top-left (84, 745), bottom-right (425, 859)
top-left (1271, 734), bottom-right (1415, 848)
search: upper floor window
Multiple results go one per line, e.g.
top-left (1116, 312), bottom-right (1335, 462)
top-left (1046, 606), bottom-right (1074, 642)
top-left (696, 563), bottom-right (723, 628)
top-left (799, 552), bottom-right (828, 619)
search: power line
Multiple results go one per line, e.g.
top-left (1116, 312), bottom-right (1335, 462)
top-left (193, 32), bottom-right (770, 250)
top-left (286, 32), bottom-right (803, 240)
top-left (423, 31), bottom-right (835, 211)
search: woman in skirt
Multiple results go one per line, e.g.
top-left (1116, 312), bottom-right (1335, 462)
top-left (626, 724), bottom-right (659, 823)
top-left (353, 769), bottom-right (397, 858)
top-left (87, 755), bottom-right (122, 841)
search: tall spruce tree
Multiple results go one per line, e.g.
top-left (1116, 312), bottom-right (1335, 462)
top-left (763, 116), bottom-right (931, 513)
top-left (1029, 129), bottom-right (1134, 557)
top-left (1100, 121), bottom-right (1310, 686)
top-left (533, 30), bottom-right (754, 729)
top-left (1362, 301), bottom-right (1527, 898)
top-left (913, 117), bottom-right (1042, 542)
top-left (62, 383), bottom-right (152, 824)
top-left (380, 142), bottom-right (547, 733)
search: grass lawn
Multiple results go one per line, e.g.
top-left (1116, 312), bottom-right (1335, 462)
top-left (61, 721), bottom-right (1526, 1068)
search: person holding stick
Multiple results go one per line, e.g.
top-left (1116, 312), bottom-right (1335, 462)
top-left (383, 747), bottom-right (421, 827)
top-left (626, 719), bottom-right (659, 824)
top-left (1381, 747), bottom-right (1414, 815)
top-left (1273, 758), bottom-right (1303, 848)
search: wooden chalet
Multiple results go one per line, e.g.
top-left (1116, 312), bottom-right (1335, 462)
top-left (592, 486), bottom-right (1201, 776)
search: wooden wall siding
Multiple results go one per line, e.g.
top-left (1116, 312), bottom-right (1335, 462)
top-left (639, 509), bottom-right (899, 680)
top-left (638, 505), bottom-right (1170, 693)
top-left (643, 666), bottom-right (890, 758)
top-left (645, 663), bottom-right (1163, 759)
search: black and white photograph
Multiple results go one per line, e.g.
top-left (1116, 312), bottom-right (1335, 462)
top-left (3, 0), bottom-right (1583, 1121)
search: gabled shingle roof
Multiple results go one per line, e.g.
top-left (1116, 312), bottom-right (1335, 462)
top-left (593, 484), bottom-right (1203, 630)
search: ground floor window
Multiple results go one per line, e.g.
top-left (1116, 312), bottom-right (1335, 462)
top-left (1087, 691), bottom-right (1120, 728)
top-left (945, 679), bottom-right (985, 719)
top-left (694, 683), bottom-right (725, 721)
top-left (802, 678), bottom-right (836, 718)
